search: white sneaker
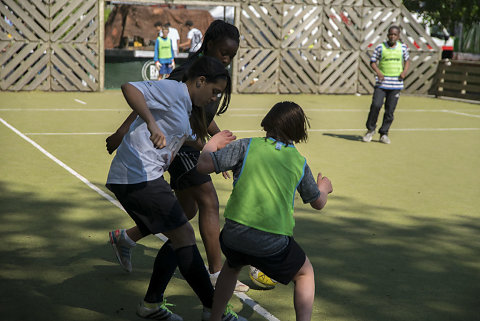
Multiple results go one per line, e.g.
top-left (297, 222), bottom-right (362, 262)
top-left (380, 134), bottom-right (391, 144)
top-left (109, 229), bottom-right (134, 272)
top-left (137, 300), bottom-right (183, 320)
top-left (362, 130), bottom-right (375, 142)
top-left (210, 272), bottom-right (250, 293)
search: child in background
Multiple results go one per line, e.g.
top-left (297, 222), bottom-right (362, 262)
top-left (106, 56), bottom-right (243, 321)
top-left (154, 25), bottom-right (174, 80)
top-left (180, 20), bottom-right (203, 57)
top-left (197, 101), bottom-right (333, 321)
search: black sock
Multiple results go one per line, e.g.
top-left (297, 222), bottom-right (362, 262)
top-left (144, 240), bottom-right (177, 303)
top-left (175, 245), bottom-right (214, 308)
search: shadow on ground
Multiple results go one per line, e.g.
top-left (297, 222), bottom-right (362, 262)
top-left (323, 133), bottom-right (364, 142)
top-left (1, 181), bottom-right (479, 321)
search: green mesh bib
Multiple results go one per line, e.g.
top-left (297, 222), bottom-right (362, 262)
top-left (224, 137), bottom-right (306, 236)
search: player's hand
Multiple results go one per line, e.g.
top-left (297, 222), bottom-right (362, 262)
top-left (147, 122), bottom-right (166, 149)
top-left (377, 72), bottom-right (385, 82)
top-left (317, 172), bottom-right (333, 194)
top-left (222, 171), bottom-right (231, 179)
top-left (399, 71), bottom-right (407, 80)
top-left (155, 61), bottom-right (160, 70)
top-left (106, 132), bottom-right (124, 154)
top-left (210, 130), bottom-right (236, 150)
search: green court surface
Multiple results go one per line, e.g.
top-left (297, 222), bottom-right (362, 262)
top-left (0, 91), bottom-right (479, 321)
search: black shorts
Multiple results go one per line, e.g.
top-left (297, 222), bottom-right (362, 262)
top-left (220, 231), bottom-right (306, 285)
top-left (168, 147), bottom-right (212, 190)
top-left (107, 176), bottom-right (188, 236)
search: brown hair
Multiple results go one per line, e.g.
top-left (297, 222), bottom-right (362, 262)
top-left (261, 101), bottom-right (310, 145)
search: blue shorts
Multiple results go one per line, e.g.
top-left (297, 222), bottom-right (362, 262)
top-left (159, 63), bottom-right (173, 75)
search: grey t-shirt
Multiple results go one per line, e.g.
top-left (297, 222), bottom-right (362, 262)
top-left (107, 80), bottom-right (193, 184)
top-left (212, 138), bottom-right (321, 256)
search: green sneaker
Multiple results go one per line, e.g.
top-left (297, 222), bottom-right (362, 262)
top-left (136, 299), bottom-right (183, 321)
top-left (202, 304), bottom-right (247, 321)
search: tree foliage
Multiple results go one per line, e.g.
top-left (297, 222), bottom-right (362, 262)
top-left (403, 0), bottom-right (480, 34)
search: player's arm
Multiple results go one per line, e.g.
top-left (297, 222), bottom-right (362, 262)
top-left (197, 130), bottom-right (236, 174)
top-left (120, 83), bottom-right (166, 149)
top-left (309, 173), bottom-right (333, 210)
top-left (370, 61), bottom-right (384, 81)
top-left (106, 111), bottom-right (138, 154)
top-left (154, 39), bottom-right (161, 68)
top-left (400, 59), bottom-right (410, 79)
top-left (206, 120), bottom-right (232, 178)
top-left (179, 38), bottom-right (192, 51)
top-left (207, 120), bottom-right (221, 136)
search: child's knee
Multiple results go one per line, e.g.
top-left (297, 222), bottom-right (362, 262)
top-left (294, 257), bottom-right (314, 280)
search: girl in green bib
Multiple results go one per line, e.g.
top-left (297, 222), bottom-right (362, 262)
top-left (197, 101), bottom-right (333, 321)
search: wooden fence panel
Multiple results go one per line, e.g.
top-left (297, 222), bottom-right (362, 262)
top-left (403, 52), bottom-right (439, 94)
top-left (319, 50), bottom-right (359, 94)
top-left (357, 50), bottom-right (375, 94)
top-left (236, 48), bottom-right (279, 93)
top-left (2, 0), bottom-right (439, 94)
top-left (430, 61), bottom-right (480, 101)
top-left (279, 49), bottom-right (320, 93)
top-left (236, 0), bottom-right (440, 94)
top-left (1, 0), bottom-right (100, 91)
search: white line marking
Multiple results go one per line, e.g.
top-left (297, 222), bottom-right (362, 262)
top-left (0, 117), bottom-right (122, 210)
top-left (230, 109), bottom-right (480, 117)
top-left (74, 99), bottom-right (87, 105)
top-left (25, 132), bottom-right (112, 135)
top-left (0, 108), bottom-right (122, 111)
top-left (0, 117), bottom-right (277, 321)
top-left (230, 128), bottom-right (480, 133)
top-left (1, 107), bottom-right (479, 115)
top-left (22, 128), bottom-right (480, 135)
top-left (235, 292), bottom-right (281, 321)
top-left (442, 110), bottom-right (480, 118)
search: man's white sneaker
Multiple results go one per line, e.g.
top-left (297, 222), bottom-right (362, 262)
top-left (362, 130), bottom-right (375, 142)
top-left (109, 229), bottom-right (134, 272)
top-left (380, 134), bottom-right (391, 144)
top-left (137, 300), bottom-right (183, 320)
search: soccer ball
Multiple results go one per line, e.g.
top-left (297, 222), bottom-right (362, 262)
top-left (249, 266), bottom-right (277, 289)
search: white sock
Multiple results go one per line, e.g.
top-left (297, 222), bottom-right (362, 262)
top-left (122, 230), bottom-right (137, 247)
top-left (210, 271), bottom-right (220, 278)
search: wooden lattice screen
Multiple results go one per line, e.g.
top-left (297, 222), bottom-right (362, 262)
top-left (0, 0), bottom-right (102, 91)
top-left (233, 0), bottom-right (441, 94)
top-left (1, 0), bottom-right (439, 94)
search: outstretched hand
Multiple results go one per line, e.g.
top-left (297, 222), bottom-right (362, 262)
top-left (317, 172), bottom-right (333, 195)
top-left (210, 130), bottom-right (236, 150)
